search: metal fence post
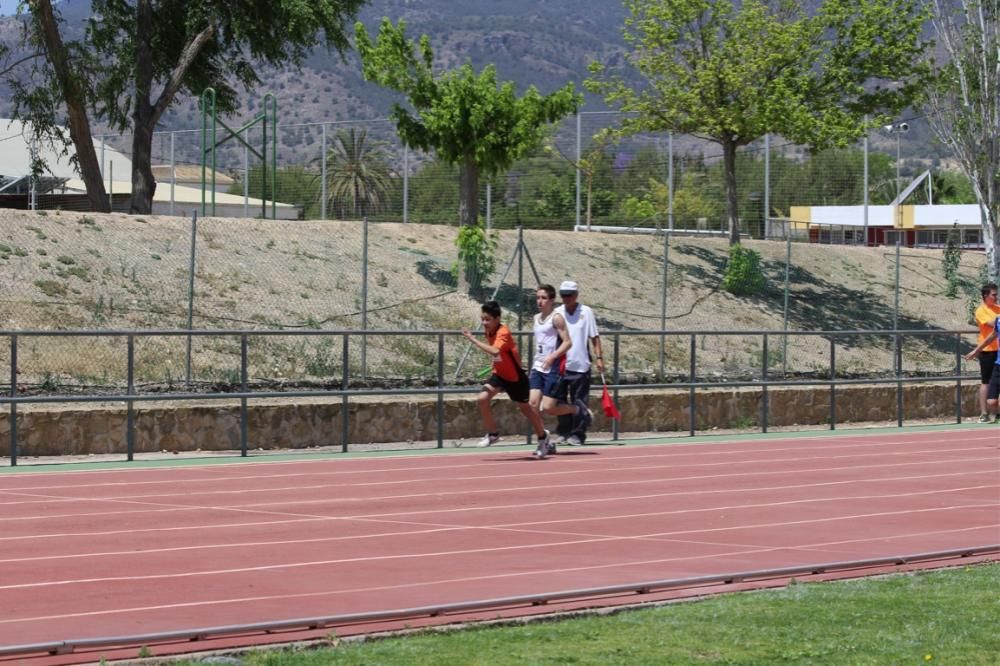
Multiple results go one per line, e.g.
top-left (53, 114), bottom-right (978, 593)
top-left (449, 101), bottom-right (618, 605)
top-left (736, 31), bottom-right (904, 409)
top-left (437, 333), bottom-right (444, 448)
top-left (667, 131), bottom-right (674, 232)
top-left (893, 240), bottom-right (901, 375)
top-left (403, 144), bottom-right (409, 224)
top-left (955, 332), bottom-right (963, 423)
top-left (575, 112), bottom-right (581, 229)
top-left (782, 232), bottom-right (791, 376)
top-left (169, 132), bottom-right (176, 216)
top-left (612, 334), bottom-right (620, 441)
top-left (186, 211), bottom-right (198, 386)
top-left (361, 217), bottom-right (369, 380)
top-left (240, 334), bottom-right (248, 456)
top-left (829, 337), bottom-right (836, 430)
top-left (320, 123), bottom-right (327, 221)
top-left (341, 334), bottom-right (349, 453)
top-left (689, 334), bottom-right (696, 436)
top-left (896, 332), bottom-right (904, 427)
top-left (761, 333), bottom-right (769, 433)
top-left (659, 230), bottom-right (669, 379)
top-left (126, 334), bottom-right (135, 462)
top-left (9, 335), bottom-right (16, 466)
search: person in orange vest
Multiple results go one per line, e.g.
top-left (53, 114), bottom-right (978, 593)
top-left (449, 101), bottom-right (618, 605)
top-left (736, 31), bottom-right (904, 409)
top-left (971, 283), bottom-right (1000, 423)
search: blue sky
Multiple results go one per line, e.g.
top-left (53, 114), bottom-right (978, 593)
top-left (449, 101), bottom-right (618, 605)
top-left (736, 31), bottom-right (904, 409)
top-left (0, 1), bottom-right (20, 16)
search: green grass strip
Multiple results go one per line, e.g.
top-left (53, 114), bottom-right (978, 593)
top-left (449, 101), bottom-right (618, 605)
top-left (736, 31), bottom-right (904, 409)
top-left (172, 563), bottom-right (998, 665)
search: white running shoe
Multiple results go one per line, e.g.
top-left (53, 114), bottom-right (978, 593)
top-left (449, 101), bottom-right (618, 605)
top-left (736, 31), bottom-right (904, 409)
top-left (567, 434), bottom-right (583, 446)
top-left (533, 430), bottom-right (550, 459)
top-left (477, 433), bottom-right (500, 447)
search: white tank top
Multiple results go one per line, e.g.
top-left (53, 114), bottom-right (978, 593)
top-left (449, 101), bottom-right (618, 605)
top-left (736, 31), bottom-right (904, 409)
top-left (532, 311), bottom-right (559, 372)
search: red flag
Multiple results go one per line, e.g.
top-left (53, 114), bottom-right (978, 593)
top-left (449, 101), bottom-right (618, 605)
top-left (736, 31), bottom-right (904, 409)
top-left (601, 384), bottom-right (621, 420)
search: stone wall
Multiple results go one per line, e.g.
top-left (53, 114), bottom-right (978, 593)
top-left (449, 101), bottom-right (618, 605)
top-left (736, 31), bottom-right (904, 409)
top-left (0, 383), bottom-right (980, 457)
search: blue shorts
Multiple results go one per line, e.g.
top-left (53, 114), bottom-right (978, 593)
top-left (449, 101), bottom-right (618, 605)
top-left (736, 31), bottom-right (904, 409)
top-left (529, 368), bottom-right (561, 398)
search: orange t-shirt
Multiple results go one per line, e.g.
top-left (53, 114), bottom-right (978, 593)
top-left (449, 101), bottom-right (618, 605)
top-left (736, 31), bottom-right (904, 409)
top-left (975, 303), bottom-right (1000, 352)
top-left (487, 324), bottom-right (522, 381)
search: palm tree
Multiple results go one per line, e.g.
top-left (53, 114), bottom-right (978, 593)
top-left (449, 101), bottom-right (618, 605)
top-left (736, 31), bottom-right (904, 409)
top-left (319, 128), bottom-right (392, 219)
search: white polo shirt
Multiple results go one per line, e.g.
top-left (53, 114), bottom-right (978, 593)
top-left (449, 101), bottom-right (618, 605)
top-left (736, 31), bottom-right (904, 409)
top-left (555, 303), bottom-right (599, 373)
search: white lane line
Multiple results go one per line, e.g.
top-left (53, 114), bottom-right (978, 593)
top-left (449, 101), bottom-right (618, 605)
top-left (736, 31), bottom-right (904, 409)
top-left (0, 503), bottom-right (994, 592)
top-left (0, 484), bottom-right (994, 564)
top-left (2, 429), bottom-right (994, 492)
top-left (0, 448), bottom-right (995, 511)
top-left (0, 524), bottom-right (993, 626)
top-left (1, 465), bottom-right (997, 530)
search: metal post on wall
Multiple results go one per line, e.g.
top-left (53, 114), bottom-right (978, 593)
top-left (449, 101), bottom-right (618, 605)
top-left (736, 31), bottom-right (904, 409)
top-left (688, 334), bottom-right (697, 436)
top-left (9, 335), bottom-right (17, 466)
top-left (341, 334), bottom-right (350, 453)
top-left (186, 211), bottom-right (198, 386)
top-left (829, 337), bottom-right (837, 430)
top-left (240, 334), bottom-right (248, 456)
top-left (612, 334), bottom-right (620, 441)
top-left (437, 334), bottom-right (445, 448)
top-left (126, 334), bottom-right (135, 462)
top-left (761, 333), bottom-right (769, 433)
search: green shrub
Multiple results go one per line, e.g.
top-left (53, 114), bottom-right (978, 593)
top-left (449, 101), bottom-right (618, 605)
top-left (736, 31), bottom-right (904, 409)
top-left (452, 219), bottom-right (498, 295)
top-left (942, 224), bottom-right (962, 297)
top-left (721, 244), bottom-right (765, 296)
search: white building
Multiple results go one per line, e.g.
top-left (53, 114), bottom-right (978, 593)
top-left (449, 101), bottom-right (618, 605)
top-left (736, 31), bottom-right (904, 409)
top-left (0, 118), bottom-right (299, 219)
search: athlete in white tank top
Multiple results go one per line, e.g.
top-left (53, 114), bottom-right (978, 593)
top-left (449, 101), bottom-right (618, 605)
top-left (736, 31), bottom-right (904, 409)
top-left (532, 311), bottom-right (561, 373)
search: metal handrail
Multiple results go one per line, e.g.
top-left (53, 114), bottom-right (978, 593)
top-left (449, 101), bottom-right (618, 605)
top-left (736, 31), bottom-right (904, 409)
top-left (1, 327), bottom-right (981, 465)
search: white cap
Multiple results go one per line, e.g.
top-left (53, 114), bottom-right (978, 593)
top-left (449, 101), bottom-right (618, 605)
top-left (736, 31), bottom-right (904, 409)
top-left (558, 280), bottom-right (579, 294)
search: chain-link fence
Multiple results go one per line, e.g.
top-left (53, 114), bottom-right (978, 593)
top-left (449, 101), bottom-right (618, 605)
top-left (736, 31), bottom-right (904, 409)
top-left (0, 209), bottom-right (989, 396)
top-left (44, 112), bottom-right (976, 245)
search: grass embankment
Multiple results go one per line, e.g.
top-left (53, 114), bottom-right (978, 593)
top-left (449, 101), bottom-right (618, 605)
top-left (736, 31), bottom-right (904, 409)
top-left (177, 563), bottom-right (999, 665)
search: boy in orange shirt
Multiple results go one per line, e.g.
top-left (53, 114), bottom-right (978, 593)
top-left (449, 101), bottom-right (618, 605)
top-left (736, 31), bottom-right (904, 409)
top-left (973, 283), bottom-right (1000, 423)
top-left (462, 301), bottom-right (552, 458)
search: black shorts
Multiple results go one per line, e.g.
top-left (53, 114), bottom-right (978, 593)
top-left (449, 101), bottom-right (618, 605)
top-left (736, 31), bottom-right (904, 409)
top-left (979, 351), bottom-right (999, 384)
top-left (988, 364), bottom-right (1000, 402)
top-left (486, 373), bottom-right (530, 403)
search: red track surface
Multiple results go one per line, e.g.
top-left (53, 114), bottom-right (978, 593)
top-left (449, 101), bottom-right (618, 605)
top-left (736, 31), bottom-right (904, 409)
top-left (1, 427), bottom-right (998, 664)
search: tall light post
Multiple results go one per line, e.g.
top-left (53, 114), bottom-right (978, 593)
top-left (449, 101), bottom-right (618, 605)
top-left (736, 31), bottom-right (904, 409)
top-left (884, 122), bottom-right (909, 200)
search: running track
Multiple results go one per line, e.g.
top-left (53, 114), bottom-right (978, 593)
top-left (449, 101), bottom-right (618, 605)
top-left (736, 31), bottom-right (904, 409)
top-left (1, 427), bottom-right (998, 663)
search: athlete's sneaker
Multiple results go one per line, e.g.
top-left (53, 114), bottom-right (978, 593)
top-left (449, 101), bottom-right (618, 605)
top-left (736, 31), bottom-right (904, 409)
top-left (567, 434), bottom-right (583, 446)
top-left (546, 439), bottom-right (558, 456)
top-left (978, 413), bottom-right (992, 423)
top-left (533, 431), bottom-right (550, 459)
top-left (477, 433), bottom-right (500, 447)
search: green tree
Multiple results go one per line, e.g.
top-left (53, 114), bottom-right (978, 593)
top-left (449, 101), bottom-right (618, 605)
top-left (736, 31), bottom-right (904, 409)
top-left (8, 0), bottom-right (365, 215)
top-left (586, 0), bottom-right (932, 246)
top-left (924, 0), bottom-right (1000, 280)
top-left (12, 1), bottom-right (110, 212)
top-left (319, 128), bottom-right (392, 219)
top-left (354, 18), bottom-right (579, 289)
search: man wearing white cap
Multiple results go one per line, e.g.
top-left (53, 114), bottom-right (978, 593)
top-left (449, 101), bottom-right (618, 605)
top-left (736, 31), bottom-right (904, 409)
top-left (554, 280), bottom-right (603, 445)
